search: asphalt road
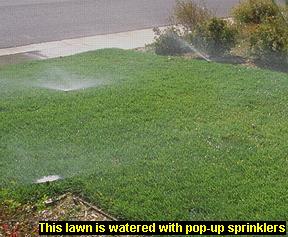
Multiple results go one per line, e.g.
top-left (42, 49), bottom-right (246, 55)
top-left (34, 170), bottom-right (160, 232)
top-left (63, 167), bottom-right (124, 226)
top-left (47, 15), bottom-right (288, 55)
top-left (0, 0), bottom-right (242, 48)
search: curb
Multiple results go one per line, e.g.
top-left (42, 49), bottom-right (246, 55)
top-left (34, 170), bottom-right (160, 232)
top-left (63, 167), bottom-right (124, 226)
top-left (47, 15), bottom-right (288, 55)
top-left (0, 27), bottom-right (165, 59)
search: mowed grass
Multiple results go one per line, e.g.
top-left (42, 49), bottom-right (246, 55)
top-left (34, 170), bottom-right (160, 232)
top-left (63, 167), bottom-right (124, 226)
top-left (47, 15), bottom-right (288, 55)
top-left (0, 49), bottom-right (288, 220)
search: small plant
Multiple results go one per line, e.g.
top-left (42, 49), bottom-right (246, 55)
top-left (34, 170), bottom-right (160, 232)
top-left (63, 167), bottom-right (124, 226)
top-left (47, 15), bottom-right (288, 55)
top-left (153, 28), bottom-right (192, 56)
top-left (190, 18), bottom-right (237, 56)
top-left (232, 0), bottom-right (279, 25)
top-left (171, 0), bottom-right (212, 32)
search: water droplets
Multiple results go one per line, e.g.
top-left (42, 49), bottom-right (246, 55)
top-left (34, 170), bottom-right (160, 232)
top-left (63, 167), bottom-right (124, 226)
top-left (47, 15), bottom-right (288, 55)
top-left (36, 68), bottom-right (109, 92)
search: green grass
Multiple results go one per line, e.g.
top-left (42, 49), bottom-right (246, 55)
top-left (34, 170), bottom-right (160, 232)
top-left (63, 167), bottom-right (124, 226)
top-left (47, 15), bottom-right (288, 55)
top-left (0, 49), bottom-right (288, 220)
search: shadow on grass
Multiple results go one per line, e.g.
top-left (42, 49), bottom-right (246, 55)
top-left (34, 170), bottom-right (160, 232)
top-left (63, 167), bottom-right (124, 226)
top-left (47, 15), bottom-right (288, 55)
top-left (252, 59), bottom-right (288, 73)
top-left (205, 54), bottom-right (288, 73)
top-left (181, 51), bottom-right (287, 73)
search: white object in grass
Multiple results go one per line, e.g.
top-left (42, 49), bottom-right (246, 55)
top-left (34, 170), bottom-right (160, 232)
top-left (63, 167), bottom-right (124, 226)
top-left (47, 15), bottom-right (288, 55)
top-left (35, 175), bottom-right (61, 183)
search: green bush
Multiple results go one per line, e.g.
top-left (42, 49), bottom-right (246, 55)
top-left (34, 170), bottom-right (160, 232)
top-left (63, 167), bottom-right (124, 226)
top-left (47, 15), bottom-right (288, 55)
top-left (233, 0), bottom-right (279, 24)
top-left (190, 18), bottom-right (237, 56)
top-left (250, 17), bottom-right (288, 64)
top-left (153, 29), bottom-right (192, 56)
top-left (172, 0), bottom-right (212, 32)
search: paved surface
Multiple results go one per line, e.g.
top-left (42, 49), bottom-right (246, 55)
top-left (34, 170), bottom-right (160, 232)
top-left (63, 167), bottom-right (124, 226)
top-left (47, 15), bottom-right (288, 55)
top-left (0, 27), bottom-right (163, 60)
top-left (0, 0), bottom-right (242, 49)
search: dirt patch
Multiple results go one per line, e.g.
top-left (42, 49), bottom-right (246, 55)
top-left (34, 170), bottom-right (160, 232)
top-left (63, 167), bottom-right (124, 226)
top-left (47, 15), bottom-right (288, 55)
top-left (0, 193), bottom-right (117, 236)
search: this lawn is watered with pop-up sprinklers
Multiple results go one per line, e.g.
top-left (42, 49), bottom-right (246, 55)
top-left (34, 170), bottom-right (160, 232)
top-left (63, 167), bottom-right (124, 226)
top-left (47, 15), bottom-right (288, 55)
top-left (0, 49), bottom-right (287, 220)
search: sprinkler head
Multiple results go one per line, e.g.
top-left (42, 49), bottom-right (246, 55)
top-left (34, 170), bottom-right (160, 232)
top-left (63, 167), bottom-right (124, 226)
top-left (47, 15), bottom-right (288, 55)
top-left (35, 175), bottom-right (62, 184)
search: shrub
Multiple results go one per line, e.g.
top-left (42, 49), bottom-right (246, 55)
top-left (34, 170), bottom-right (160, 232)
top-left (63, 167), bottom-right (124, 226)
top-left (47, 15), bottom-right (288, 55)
top-left (172, 0), bottom-right (212, 32)
top-left (250, 17), bottom-right (288, 64)
top-left (281, 4), bottom-right (288, 23)
top-left (232, 0), bottom-right (279, 25)
top-left (190, 18), bottom-right (237, 56)
top-left (231, 0), bottom-right (288, 65)
top-left (153, 28), bottom-right (192, 56)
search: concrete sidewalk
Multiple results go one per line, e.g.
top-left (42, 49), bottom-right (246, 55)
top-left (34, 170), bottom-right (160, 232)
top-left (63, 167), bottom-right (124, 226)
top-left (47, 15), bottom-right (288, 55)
top-left (0, 27), bottom-right (161, 61)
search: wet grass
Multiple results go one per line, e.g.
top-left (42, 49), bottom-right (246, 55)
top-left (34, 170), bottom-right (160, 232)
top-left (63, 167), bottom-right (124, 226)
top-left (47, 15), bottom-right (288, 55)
top-left (0, 49), bottom-right (288, 220)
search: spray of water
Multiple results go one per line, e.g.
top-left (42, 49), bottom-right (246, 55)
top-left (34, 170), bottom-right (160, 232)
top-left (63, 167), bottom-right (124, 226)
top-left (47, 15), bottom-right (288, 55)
top-left (171, 33), bottom-right (212, 62)
top-left (179, 38), bottom-right (212, 62)
top-left (35, 175), bottom-right (62, 184)
top-left (39, 80), bottom-right (104, 92)
top-left (36, 68), bottom-right (109, 92)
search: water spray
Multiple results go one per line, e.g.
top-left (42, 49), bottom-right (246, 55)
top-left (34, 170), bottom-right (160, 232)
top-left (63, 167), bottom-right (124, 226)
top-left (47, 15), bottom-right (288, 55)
top-left (187, 43), bottom-right (212, 62)
top-left (35, 175), bottom-right (62, 184)
top-left (172, 33), bottom-right (212, 62)
top-left (36, 69), bottom-right (108, 92)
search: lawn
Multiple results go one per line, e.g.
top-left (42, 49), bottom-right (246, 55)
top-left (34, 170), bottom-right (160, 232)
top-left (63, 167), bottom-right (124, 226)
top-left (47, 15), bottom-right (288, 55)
top-left (0, 49), bottom-right (287, 221)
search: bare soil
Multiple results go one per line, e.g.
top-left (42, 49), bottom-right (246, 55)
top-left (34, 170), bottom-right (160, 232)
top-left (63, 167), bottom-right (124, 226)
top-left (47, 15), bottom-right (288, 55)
top-left (0, 193), bottom-right (117, 237)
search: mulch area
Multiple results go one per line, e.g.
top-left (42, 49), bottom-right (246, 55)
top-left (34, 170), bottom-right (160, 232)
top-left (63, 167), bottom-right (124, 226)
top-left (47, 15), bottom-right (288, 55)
top-left (0, 193), bottom-right (117, 237)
